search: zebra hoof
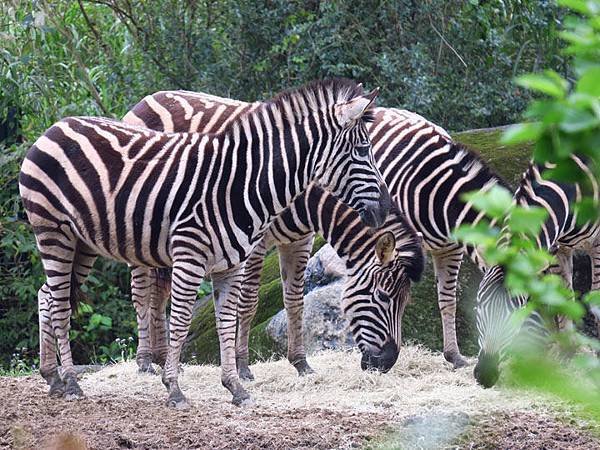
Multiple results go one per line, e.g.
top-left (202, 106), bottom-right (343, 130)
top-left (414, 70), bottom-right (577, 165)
top-left (166, 392), bottom-right (190, 410)
top-left (238, 366), bottom-right (255, 381)
top-left (138, 365), bottom-right (158, 375)
top-left (293, 359), bottom-right (315, 377)
top-left (232, 392), bottom-right (252, 407)
top-left (48, 381), bottom-right (66, 397)
top-left (63, 375), bottom-right (84, 400)
top-left (444, 350), bottom-right (468, 369)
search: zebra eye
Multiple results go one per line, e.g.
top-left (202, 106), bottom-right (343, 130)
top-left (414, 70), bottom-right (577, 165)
top-left (356, 143), bottom-right (371, 157)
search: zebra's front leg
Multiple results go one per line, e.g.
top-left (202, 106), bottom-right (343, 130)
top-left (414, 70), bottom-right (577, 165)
top-left (131, 267), bottom-right (156, 374)
top-left (236, 240), bottom-right (268, 381)
top-left (432, 248), bottom-right (468, 369)
top-left (162, 261), bottom-right (207, 409)
top-left (279, 236), bottom-right (315, 376)
top-left (213, 267), bottom-right (252, 406)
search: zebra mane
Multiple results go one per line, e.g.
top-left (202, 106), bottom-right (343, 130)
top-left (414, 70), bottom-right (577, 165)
top-left (264, 78), bottom-right (376, 124)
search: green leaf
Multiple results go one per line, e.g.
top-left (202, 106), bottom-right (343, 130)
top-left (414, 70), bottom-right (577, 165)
top-left (584, 291), bottom-right (600, 306)
top-left (559, 107), bottom-right (600, 133)
top-left (508, 206), bottom-right (548, 236)
top-left (453, 222), bottom-right (498, 246)
top-left (574, 198), bottom-right (599, 225)
top-left (501, 122), bottom-right (543, 145)
top-left (463, 185), bottom-right (514, 219)
top-left (542, 158), bottom-right (586, 182)
top-left (516, 71), bottom-right (568, 99)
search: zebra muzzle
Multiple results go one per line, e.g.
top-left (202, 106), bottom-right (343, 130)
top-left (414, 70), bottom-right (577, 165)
top-left (360, 340), bottom-right (399, 373)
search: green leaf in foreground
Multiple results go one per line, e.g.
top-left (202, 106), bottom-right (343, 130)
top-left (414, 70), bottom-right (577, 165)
top-left (516, 71), bottom-right (568, 99)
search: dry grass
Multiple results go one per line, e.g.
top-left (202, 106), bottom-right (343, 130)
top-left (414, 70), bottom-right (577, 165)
top-left (82, 345), bottom-right (549, 419)
top-left (2, 345), bottom-right (597, 449)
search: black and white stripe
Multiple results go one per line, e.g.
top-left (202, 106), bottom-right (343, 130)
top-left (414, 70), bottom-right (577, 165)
top-left (19, 79), bottom-right (389, 407)
top-left (474, 157), bottom-right (600, 387)
top-left (125, 90), bottom-right (507, 371)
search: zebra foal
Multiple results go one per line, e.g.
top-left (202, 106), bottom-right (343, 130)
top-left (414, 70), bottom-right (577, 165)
top-left (19, 79), bottom-right (390, 408)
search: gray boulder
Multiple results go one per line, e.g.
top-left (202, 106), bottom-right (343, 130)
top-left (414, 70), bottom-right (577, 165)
top-left (266, 280), bottom-right (355, 353)
top-left (303, 244), bottom-right (346, 293)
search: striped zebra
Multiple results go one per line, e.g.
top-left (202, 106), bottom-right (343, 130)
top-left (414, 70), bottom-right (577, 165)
top-left (474, 157), bottom-right (600, 388)
top-left (134, 185), bottom-right (425, 376)
top-left (124, 90), bottom-right (508, 371)
top-left (19, 79), bottom-right (391, 408)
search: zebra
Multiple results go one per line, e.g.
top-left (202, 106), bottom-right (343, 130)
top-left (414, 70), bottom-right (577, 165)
top-left (124, 90), bottom-right (508, 371)
top-left (135, 184), bottom-right (425, 376)
top-left (474, 156), bottom-right (600, 388)
top-left (18, 78), bottom-right (391, 408)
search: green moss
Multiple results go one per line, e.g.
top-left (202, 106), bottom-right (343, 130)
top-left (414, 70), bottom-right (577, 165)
top-left (451, 128), bottom-right (532, 188)
top-left (248, 319), bottom-right (284, 362)
top-left (260, 250), bottom-right (281, 285)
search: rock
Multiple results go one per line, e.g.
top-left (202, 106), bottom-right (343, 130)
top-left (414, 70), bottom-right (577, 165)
top-left (266, 280), bottom-right (354, 353)
top-left (303, 244), bottom-right (346, 293)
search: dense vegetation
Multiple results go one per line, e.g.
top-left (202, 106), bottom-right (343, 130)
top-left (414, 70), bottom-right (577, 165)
top-left (0, 0), bottom-right (566, 370)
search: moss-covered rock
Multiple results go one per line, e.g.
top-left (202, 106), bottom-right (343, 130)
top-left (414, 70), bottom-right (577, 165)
top-left (184, 127), bottom-right (534, 363)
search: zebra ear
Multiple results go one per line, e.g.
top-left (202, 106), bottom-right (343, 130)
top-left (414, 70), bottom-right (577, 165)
top-left (375, 231), bottom-right (396, 265)
top-left (335, 87), bottom-right (379, 127)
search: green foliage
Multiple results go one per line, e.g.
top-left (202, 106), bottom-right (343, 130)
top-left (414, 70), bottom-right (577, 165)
top-left (457, 0), bottom-right (600, 420)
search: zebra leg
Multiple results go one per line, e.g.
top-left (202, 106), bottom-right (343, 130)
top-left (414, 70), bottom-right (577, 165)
top-left (550, 247), bottom-right (574, 331)
top-left (236, 240), bottom-right (268, 381)
top-left (36, 230), bottom-right (83, 400)
top-left (38, 283), bottom-right (64, 396)
top-left (213, 267), bottom-right (252, 406)
top-left (279, 235), bottom-right (315, 376)
top-left (432, 248), bottom-right (468, 369)
top-left (131, 267), bottom-right (156, 374)
top-left (150, 272), bottom-right (170, 368)
top-left (161, 262), bottom-right (208, 409)
top-left (589, 238), bottom-right (600, 338)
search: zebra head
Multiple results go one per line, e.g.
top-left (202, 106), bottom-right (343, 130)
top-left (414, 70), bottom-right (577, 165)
top-left (311, 81), bottom-right (390, 228)
top-left (474, 265), bottom-right (527, 388)
top-left (341, 210), bottom-right (424, 372)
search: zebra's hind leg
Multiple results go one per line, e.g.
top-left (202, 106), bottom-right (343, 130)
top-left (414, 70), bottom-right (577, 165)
top-left (131, 267), bottom-right (156, 374)
top-left (38, 283), bottom-right (65, 396)
top-left (432, 248), bottom-right (468, 369)
top-left (212, 266), bottom-right (252, 406)
top-left (36, 229), bottom-right (83, 400)
top-left (150, 270), bottom-right (170, 369)
top-left (279, 236), bottom-right (315, 376)
top-left (589, 237), bottom-right (600, 340)
top-left (236, 240), bottom-right (268, 381)
top-left (550, 247), bottom-right (574, 332)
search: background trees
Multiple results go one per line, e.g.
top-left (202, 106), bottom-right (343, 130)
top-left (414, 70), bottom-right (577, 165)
top-left (0, 0), bottom-right (566, 369)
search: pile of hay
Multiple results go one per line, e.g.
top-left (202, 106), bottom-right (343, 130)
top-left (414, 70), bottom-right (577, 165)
top-left (83, 345), bottom-right (548, 419)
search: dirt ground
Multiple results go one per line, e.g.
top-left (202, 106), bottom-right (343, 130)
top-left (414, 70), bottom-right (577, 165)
top-left (1, 346), bottom-right (598, 449)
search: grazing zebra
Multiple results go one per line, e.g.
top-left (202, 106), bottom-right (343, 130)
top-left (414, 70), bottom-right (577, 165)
top-left (19, 79), bottom-right (391, 408)
top-left (125, 90), bottom-right (508, 371)
top-left (474, 157), bottom-right (600, 388)
top-left (137, 184), bottom-right (424, 376)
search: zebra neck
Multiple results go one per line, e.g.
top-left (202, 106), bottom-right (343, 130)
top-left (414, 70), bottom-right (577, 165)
top-left (299, 184), bottom-right (367, 267)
